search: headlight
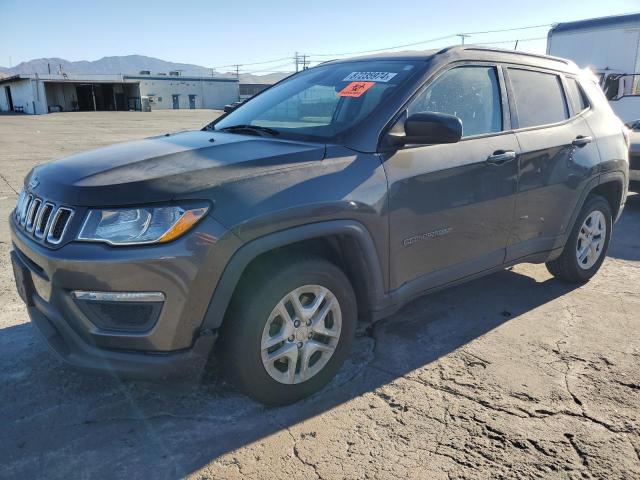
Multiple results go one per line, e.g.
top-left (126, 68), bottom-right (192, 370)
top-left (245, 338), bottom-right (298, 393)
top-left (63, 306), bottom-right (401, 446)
top-left (78, 205), bottom-right (208, 246)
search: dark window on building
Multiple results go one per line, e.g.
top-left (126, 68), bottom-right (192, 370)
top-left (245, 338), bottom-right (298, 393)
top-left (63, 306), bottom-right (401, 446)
top-left (509, 69), bottom-right (568, 128)
top-left (408, 66), bottom-right (502, 137)
top-left (565, 77), bottom-right (589, 114)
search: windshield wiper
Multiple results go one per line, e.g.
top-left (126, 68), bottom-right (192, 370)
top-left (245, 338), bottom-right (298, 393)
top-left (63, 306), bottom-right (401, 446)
top-left (218, 124), bottom-right (280, 137)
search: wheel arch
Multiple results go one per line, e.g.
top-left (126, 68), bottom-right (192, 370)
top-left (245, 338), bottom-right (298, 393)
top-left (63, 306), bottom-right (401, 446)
top-left (592, 172), bottom-right (626, 221)
top-left (565, 173), bottom-right (625, 240)
top-left (200, 220), bottom-right (386, 333)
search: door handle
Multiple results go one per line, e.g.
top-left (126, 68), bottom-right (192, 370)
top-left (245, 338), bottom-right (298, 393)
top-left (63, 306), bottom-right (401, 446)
top-left (486, 150), bottom-right (516, 165)
top-left (572, 135), bottom-right (592, 147)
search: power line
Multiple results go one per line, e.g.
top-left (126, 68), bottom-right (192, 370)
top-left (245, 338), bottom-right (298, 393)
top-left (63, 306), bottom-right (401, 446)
top-left (242, 62), bottom-right (295, 74)
top-left (307, 21), bottom-right (552, 59)
top-left (308, 34), bottom-right (457, 58)
top-left (462, 23), bottom-right (552, 35)
top-left (474, 36), bottom-right (547, 45)
top-left (209, 22), bottom-right (554, 75)
top-left (210, 56), bottom-right (292, 70)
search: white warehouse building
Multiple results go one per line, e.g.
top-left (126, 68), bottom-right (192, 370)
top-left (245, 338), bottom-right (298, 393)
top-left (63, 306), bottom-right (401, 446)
top-left (0, 72), bottom-right (239, 114)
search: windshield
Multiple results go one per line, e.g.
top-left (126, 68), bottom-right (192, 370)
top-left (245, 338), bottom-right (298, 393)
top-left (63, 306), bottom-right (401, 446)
top-left (211, 60), bottom-right (422, 142)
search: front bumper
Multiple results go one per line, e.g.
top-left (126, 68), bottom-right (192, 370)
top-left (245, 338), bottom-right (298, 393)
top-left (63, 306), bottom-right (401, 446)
top-left (10, 213), bottom-right (238, 379)
top-left (26, 296), bottom-right (217, 379)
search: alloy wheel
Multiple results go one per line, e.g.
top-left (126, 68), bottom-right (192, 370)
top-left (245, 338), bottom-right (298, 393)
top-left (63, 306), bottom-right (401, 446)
top-left (576, 210), bottom-right (606, 270)
top-left (260, 285), bottom-right (342, 385)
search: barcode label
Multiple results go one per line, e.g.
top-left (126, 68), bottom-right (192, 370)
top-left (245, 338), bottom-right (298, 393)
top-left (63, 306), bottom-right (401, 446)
top-left (343, 72), bottom-right (398, 83)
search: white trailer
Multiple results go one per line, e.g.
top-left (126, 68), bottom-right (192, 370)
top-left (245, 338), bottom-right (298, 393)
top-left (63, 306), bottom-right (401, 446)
top-left (547, 13), bottom-right (640, 123)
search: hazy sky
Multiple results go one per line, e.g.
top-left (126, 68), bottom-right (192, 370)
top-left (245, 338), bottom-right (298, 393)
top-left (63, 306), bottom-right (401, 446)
top-left (1, 0), bottom-right (638, 73)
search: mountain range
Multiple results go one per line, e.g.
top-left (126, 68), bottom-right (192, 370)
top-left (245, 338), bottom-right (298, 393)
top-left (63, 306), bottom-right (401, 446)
top-left (0, 55), bottom-right (291, 84)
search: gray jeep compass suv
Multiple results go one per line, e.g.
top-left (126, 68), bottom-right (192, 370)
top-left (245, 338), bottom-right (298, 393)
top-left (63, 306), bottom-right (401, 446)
top-left (10, 47), bottom-right (629, 404)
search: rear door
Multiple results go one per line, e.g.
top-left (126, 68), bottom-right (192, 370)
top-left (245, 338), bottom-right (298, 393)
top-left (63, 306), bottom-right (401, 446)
top-left (384, 64), bottom-right (520, 291)
top-left (505, 67), bottom-right (601, 261)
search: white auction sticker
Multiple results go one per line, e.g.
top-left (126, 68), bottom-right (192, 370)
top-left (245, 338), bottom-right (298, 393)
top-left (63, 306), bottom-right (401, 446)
top-left (343, 72), bottom-right (398, 83)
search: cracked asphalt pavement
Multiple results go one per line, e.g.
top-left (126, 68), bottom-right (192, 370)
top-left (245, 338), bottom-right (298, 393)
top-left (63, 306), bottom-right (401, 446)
top-left (1, 111), bottom-right (639, 479)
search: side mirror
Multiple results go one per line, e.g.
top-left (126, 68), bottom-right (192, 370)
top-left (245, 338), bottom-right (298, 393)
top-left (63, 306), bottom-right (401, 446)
top-left (387, 112), bottom-right (463, 147)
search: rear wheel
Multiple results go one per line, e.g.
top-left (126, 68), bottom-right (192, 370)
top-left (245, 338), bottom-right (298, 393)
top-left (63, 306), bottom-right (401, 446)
top-left (219, 256), bottom-right (357, 405)
top-left (546, 195), bottom-right (612, 283)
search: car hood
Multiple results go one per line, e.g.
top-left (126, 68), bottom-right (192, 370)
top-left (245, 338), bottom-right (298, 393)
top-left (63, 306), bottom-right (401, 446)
top-left (27, 130), bottom-right (326, 207)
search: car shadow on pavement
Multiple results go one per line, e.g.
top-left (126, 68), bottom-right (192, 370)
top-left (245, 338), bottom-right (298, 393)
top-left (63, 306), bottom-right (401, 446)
top-left (1, 267), bottom-right (581, 478)
top-left (608, 191), bottom-right (640, 261)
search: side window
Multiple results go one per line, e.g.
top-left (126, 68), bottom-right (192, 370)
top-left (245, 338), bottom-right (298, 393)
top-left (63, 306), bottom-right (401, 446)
top-left (408, 66), bottom-right (503, 137)
top-left (508, 68), bottom-right (568, 128)
top-left (565, 77), bottom-right (589, 114)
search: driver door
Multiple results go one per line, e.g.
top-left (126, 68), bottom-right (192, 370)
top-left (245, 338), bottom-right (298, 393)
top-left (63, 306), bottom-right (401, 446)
top-left (382, 64), bottom-right (519, 292)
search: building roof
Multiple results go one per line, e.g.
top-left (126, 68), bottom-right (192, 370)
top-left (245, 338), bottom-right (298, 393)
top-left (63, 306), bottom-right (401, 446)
top-left (0, 73), bottom-right (135, 84)
top-left (0, 73), bottom-right (238, 85)
top-left (0, 74), bottom-right (23, 84)
top-left (124, 75), bottom-right (237, 83)
top-left (550, 13), bottom-right (640, 34)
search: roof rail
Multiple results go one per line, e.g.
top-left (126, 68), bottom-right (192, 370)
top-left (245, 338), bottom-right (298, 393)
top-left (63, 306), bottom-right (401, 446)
top-left (435, 45), bottom-right (461, 55)
top-left (461, 46), bottom-right (570, 65)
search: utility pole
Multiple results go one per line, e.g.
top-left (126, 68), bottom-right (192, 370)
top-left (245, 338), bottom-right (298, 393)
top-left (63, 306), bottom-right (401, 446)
top-left (234, 64), bottom-right (240, 80)
top-left (301, 54), bottom-right (309, 70)
top-left (294, 52), bottom-right (299, 73)
top-left (457, 34), bottom-right (471, 45)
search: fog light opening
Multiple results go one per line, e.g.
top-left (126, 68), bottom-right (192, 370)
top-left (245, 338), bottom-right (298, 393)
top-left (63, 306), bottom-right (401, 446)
top-left (72, 291), bottom-right (165, 332)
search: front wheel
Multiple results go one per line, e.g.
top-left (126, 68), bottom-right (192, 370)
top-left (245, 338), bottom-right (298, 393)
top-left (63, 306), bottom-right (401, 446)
top-left (546, 195), bottom-right (612, 283)
top-left (219, 256), bottom-right (357, 405)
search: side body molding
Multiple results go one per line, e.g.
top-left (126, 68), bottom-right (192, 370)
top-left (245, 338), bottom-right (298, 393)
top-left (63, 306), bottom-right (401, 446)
top-left (199, 220), bottom-right (386, 332)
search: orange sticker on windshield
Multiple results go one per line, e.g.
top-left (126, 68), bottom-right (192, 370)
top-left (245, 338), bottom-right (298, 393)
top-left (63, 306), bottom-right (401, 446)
top-left (337, 81), bottom-right (375, 97)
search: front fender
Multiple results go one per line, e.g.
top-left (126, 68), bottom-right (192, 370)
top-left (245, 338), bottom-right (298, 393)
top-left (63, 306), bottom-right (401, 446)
top-left (199, 219), bottom-right (386, 331)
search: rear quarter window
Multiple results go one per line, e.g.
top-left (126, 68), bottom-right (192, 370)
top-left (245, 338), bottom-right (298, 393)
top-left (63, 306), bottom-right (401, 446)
top-left (565, 77), bottom-right (589, 114)
top-left (509, 68), bottom-right (568, 128)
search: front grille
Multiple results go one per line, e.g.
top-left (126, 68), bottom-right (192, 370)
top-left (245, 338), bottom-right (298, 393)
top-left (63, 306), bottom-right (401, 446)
top-left (14, 192), bottom-right (75, 246)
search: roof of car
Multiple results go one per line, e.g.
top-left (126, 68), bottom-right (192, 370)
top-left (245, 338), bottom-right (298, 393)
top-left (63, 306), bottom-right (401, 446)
top-left (324, 45), bottom-right (579, 74)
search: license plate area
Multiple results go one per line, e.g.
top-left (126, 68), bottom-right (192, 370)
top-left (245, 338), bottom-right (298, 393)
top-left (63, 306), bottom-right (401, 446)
top-left (11, 252), bottom-right (35, 306)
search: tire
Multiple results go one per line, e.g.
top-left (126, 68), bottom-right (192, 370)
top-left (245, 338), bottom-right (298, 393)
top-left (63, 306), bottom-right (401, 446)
top-left (219, 255), bottom-right (357, 405)
top-left (545, 194), bottom-right (612, 283)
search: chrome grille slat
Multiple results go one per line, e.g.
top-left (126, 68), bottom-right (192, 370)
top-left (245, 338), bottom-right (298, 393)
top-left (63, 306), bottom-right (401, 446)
top-left (34, 202), bottom-right (54, 239)
top-left (47, 207), bottom-right (74, 245)
top-left (15, 190), bottom-right (27, 221)
top-left (26, 198), bottom-right (42, 232)
top-left (14, 193), bottom-right (75, 246)
top-left (20, 194), bottom-right (33, 225)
